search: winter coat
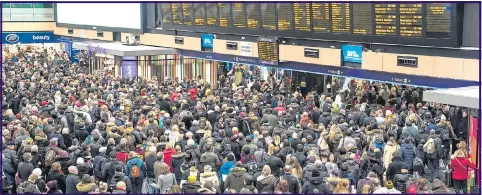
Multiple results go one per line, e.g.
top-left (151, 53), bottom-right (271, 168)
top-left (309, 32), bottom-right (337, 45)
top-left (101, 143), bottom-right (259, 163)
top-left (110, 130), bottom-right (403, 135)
top-left (171, 153), bottom-right (185, 181)
top-left (425, 136), bottom-right (444, 159)
top-left (224, 167), bottom-right (247, 192)
top-left (256, 174), bottom-right (277, 193)
top-left (337, 136), bottom-right (357, 151)
top-left (154, 173), bottom-right (176, 194)
top-left (239, 186), bottom-right (259, 194)
top-left (450, 157), bottom-right (475, 180)
top-left (301, 176), bottom-right (332, 194)
top-left (266, 155), bottom-right (284, 177)
top-left (125, 157), bottom-right (145, 179)
top-left (76, 182), bottom-right (97, 193)
top-left (46, 170), bottom-right (66, 193)
top-left (77, 164), bottom-right (92, 179)
top-left (145, 154), bottom-right (157, 179)
top-left (399, 143), bottom-right (416, 169)
top-left (163, 149), bottom-right (176, 172)
top-left (200, 171), bottom-right (220, 191)
top-left (65, 174), bottom-right (80, 194)
top-left (386, 157), bottom-right (406, 181)
top-left (17, 161), bottom-right (34, 181)
top-left (219, 161), bottom-right (235, 181)
top-left (182, 182), bottom-right (202, 194)
top-left (383, 140), bottom-right (400, 169)
top-left (393, 173), bottom-right (412, 193)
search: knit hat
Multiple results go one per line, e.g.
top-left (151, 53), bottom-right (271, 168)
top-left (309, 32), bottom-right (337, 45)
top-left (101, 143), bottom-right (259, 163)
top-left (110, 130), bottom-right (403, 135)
top-left (386, 180), bottom-right (394, 189)
top-left (77, 157), bottom-right (84, 165)
top-left (41, 101), bottom-right (48, 107)
top-left (204, 165), bottom-right (212, 172)
top-left (188, 175), bottom-right (197, 183)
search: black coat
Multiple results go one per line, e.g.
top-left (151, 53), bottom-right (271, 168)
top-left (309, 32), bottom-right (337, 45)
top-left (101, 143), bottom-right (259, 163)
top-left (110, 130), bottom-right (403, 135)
top-left (280, 173), bottom-right (300, 194)
top-left (301, 177), bottom-right (331, 194)
top-left (266, 155), bottom-right (284, 177)
top-left (386, 157), bottom-right (406, 181)
top-left (17, 162), bottom-right (34, 181)
top-left (46, 170), bottom-right (66, 193)
top-left (171, 154), bottom-right (185, 181)
top-left (65, 174), bottom-right (80, 194)
top-left (145, 154), bottom-right (156, 178)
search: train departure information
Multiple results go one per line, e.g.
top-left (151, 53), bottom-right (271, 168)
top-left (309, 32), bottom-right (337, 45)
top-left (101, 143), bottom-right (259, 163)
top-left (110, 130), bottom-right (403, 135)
top-left (331, 3), bottom-right (350, 33)
top-left (353, 3), bottom-right (373, 35)
top-left (399, 3), bottom-right (422, 37)
top-left (277, 3), bottom-right (293, 31)
top-left (206, 3), bottom-right (217, 26)
top-left (218, 3), bottom-right (231, 27)
top-left (171, 3), bottom-right (182, 25)
top-left (293, 3), bottom-right (311, 31)
top-left (375, 3), bottom-right (397, 36)
top-left (232, 3), bottom-right (247, 28)
top-left (246, 3), bottom-right (261, 29)
top-left (261, 3), bottom-right (277, 30)
top-left (182, 3), bottom-right (193, 26)
top-left (193, 3), bottom-right (205, 26)
top-left (426, 3), bottom-right (451, 38)
top-left (257, 36), bottom-right (279, 65)
top-left (311, 3), bottom-right (330, 32)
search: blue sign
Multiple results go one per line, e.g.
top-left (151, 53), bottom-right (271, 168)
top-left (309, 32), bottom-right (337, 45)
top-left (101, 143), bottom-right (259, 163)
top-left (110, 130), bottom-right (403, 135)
top-left (342, 45), bottom-right (363, 63)
top-left (179, 49), bottom-right (479, 89)
top-left (2, 32), bottom-right (56, 44)
top-left (121, 56), bottom-right (138, 79)
top-left (201, 34), bottom-right (214, 49)
top-left (71, 49), bottom-right (80, 64)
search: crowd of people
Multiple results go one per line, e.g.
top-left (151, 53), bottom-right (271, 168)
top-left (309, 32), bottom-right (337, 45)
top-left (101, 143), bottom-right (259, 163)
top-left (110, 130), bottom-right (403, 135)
top-left (2, 45), bottom-right (478, 194)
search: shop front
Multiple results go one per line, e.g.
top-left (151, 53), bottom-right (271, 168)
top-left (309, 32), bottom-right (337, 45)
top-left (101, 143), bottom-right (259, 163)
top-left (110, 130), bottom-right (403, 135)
top-left (2, 31), bottom-right (61, 51)
top-left (72, 42), bottom-right (177, 79)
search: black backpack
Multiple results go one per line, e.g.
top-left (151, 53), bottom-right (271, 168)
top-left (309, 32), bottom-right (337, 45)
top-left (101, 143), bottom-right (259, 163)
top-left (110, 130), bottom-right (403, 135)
top-left (440, 127), bottom-right (450, 141)
top-left (109, 173), bottom-right (124, 191)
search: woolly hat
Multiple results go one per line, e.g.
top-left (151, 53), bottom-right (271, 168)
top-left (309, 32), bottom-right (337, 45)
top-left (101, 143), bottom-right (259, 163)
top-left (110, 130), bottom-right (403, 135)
top-left (386, 180), bottom-right (394, 189)
top-left (187, 175), bottom-right (197, 183)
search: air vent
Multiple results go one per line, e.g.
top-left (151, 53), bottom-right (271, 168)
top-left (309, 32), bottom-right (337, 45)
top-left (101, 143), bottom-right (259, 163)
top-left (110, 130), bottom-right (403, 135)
top-left (175, 37), bottom-right (184, 45)
top-left (226, 42), bottom-right (238, 50)
top-left (135, 35), bottom-right (140, 41)
top-left (304, 48), bottom-right (319, 58)
top-left (67, 28), bottom-right (74, 34)
top-left (97, 31), bottom-right (104, 37)
top-left (397, 56), bottom-right (418, 67)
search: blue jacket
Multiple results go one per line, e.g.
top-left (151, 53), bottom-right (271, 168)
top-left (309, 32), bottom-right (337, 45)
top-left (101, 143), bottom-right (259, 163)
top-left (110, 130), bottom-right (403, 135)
top-left (219, 161), bottom-right (235, 180)
top-left (399, 143), bottom-right (416, 169)
top-left (125, 157), bottom-right (146, 178)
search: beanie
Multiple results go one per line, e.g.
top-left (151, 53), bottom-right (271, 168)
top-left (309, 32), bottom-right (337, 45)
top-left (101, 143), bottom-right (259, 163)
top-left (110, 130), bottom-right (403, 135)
top-left (188, 175), bottom-right (197, 183)
top-left (386, 180), bottom-right (394, 189)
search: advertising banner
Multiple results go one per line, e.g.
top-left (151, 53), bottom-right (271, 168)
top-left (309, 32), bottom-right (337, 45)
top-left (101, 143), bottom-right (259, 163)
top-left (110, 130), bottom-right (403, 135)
top-left (201, 34), bottom-right (214, 49)
top-left (121, 56), bottom-right (138, 79)
top-left (240, 42), bottom-right (252, 57)
top-left (342, 45), bottom-right (363, 63)
top-left (2, 32), bottom-right (56, 44)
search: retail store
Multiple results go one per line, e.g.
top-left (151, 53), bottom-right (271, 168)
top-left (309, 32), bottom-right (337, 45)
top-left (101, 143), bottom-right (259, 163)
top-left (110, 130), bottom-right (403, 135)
top-left (2, 32), bottom-right (61, 51)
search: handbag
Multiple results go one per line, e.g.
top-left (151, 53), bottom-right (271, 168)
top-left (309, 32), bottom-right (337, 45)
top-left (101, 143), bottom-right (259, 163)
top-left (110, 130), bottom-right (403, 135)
top-left (168, 174), bottom-right (180, 193)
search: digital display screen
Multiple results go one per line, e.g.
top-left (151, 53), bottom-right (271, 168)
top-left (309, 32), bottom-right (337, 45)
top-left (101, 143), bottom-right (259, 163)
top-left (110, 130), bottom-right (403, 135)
top-left (277, 3), bottom-right (293, 31)
top-left (171, 3), bottom-right (183, 25)
top-left (206, 3), bottom-right (217, 26)
top-left (353, 3), bottom-right (373, 35)
top-left (258, 36), bottom-right (279, 65)
top-left (311, 3), bottom-right (331, 32)
top-left (375, 3), bottom-right (397, 36)
top-left (218, 3), bottom-right (231, 27)
top-left (246, 3), bottom-right (261, 29)
top-left (331, 3), bottom-right (350, 33)
top-left (182, 3), bottom-right (193, 26)
top-left (193, 3), bottom-right (205, 26)
top-left (294, 3), bottom-right (311, 31)
top-left (232, 3), bottom-right (247, 28)
top-left (261, 3), bottom-right (277, 30)
top-left (426, 3), bottom-right (451, 38)
top-left (399, 3), bottom-right (423, 37)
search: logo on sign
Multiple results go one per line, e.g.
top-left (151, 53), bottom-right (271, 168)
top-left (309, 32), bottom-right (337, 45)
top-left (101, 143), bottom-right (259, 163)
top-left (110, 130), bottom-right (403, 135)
top-left (87, 44), bottom-right (107, 56)
top-left (201, 34), bottom-right (214, 49)
top-left (32, 35), bottom-right (50, 41)
top-left (204, 38), bottom-right (212, 45)
top-left (346, 50), bottom-right (359, 58)
top-left (5, 34), bottom-right (19, 43)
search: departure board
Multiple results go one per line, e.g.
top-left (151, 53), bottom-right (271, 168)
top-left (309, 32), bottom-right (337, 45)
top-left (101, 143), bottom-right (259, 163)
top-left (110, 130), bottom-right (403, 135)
top-left (206, 3), bottom-right (217, 26)
top-left (246, 3), bottom-right (261, 29)
top-left (353, 3), bottom-right (373, 35)
top-left (193, 3), bottom-right (205, 26)
top-left (375, 4), bottom-right (397, 36)
top-left (294, 3), bottom-right (311, 31)
top-left (218, 3), bottom-right (231, 27)
top-left (331, 3), bottom-right (350, 33)
top-left (261, 3), bottom-right (276, 30)
top-left (257, 37), bottom-right (279, 65)
top-left (277, 3), bottom-right (293, 31)
top-left (232, 3), bottom-right (247, 28)
top-left (171, 3), bottom-right (183, 25)
top-left (399, 3), bottom-right (422, 37)
top-left (182, 3), bottom-right (193, 26)
top-left (426, 3), bottom-right (451, 38)
top-left (311, 3), bottom-right (330, 32)
top-left (160, 3), bottom-right (172, 24)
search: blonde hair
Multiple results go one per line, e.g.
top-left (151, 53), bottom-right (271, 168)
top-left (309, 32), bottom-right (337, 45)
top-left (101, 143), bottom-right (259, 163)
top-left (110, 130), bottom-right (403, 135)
top-left (166, 143), bottom-right (174, 150)
top-left (160, 163), bottom-right (171, 174)
top-left (204, 130), bottom-right (212, 138)
top-left (128, 151), bottom-right (137, 158)
top-left (51, 162), bottom-right (61, 171)
top-left (262, 165), bottom-right (271, 176)
top-left (287, 156), bottom-right (303, 178)
top-left (362, 184), bottom-right (371, 194)
top-left (268, 144), bottom-right (275, 155)
top-left (274, 135), bottom-right (281, 146)
top-left (333, 179), bottom-right (350, 194)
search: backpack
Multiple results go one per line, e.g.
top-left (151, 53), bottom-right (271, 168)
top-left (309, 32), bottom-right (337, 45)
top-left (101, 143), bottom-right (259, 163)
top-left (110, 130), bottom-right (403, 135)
top-left (423, 138), bottom-right (435, 154)
top-left (109, 173), bottom-right (124, 191)
top-left (17, 181), bottom-right (36, 194)
top-left (130, 164), bottom-right (141, 178)
top-left (45, 147), bottom-right (58, 166)
top-left (199, 153), bottom-right (217, 172)
top-left (440, 128), bottom-right (450, 141)
top-left (246, 154), bottom-right (259, 175)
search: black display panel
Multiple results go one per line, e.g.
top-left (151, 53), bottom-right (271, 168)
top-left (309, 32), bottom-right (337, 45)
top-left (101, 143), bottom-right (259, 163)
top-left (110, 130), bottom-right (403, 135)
top-left (353, 3), bottom-right (373, 35)
top-left (171, 3), bottom-right (183, 25)
top-left (206, 3), bottom-right (217, 26)
top-left (158, 3), bottom-right (459, 47)
top-left (218, 3), bottom-right (231, 27)
top-left (399, 3), bottom-right (422, 37)
top-left (182, 3), bottom-right (193, 26)
top-left (311, 3), bottom-right (331, 32)
top-left (375, 3), bottom-right (397, 36)
top-left (246, 3), bottom-right (261, 29)
top-left (277, 3), bottom-right (294, 31)
top-left (331, 3), bottom-right (350, 33)
top-left (426, 3), bottom-right (451, 38)
top-left (261, 3), bottom-right (277, 30)
top-left (257, 36), bottom-right (279, 65)
top-left (294, 3), bottom-right (311, 32)
top-left (232, 3), bottom-right (247, 28)
top-left (193, 3), bottom-right (205, 26)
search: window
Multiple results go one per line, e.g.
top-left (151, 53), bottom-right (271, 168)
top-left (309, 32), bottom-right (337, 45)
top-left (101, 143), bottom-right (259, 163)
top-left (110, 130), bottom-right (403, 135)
top-left (397, 56), bottom-right (418, 67)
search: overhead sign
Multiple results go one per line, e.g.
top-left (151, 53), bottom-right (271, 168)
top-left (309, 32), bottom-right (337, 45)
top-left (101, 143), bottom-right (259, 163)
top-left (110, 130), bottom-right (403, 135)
top-left (1, 32), bottom-right (56, 44)
top-left (240, 42), bottom-right (252, 57)
top-left (342, 45), bottom-right (363, 63)
top-left (201, 34), bottom-right (214, 49)
top-left (87, 44), bottom-right (107, 56)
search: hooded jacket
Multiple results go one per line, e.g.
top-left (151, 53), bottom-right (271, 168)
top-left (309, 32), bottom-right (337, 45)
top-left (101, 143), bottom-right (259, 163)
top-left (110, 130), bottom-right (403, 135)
top-left (399, 143), bottom-right (416, 169)
top-left (76, 182), bottom-right (97, 193)
top-left (182, 182), bottom-right (202, 194)
top-left (125, 157), bottom-right (145, 178)
top-left (224, 167), bottom-right (247, 192)
top-left (200, 171), bottom-right (220, 191)
top-left (383, 140), bottom-right (400, 169)
top-left (219, 161), bottom-right (235, 181)
top-left (386, 156), bottom-right (406, 181)
top-left (301, 176), bottom-right (332, 194)
top-left (256, 174), bottom-right (277, 193)
top-left (171, 153), bottom-right (185, 181)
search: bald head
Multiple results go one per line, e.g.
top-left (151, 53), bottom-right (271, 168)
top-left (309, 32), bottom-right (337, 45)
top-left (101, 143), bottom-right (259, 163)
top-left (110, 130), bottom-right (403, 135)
top-left (68, 166), bottom-right (78, 174)
top-left (284, 165), bottom-right (292, 173)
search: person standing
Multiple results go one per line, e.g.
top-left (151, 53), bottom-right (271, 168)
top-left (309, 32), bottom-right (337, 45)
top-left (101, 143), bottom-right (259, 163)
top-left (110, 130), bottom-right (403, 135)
top-left (144, 146), bottom-right (157, 194)
top-left (125, 152), bottom-right (146, 194)
top-left (65, 166), bottom-right (80, 194)
top-left (450, 142), bottom-right (475, 194)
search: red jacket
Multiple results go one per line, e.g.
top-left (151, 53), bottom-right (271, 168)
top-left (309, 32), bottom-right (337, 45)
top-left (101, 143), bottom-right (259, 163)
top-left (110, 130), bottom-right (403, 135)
top-left (450, 157), bottom-right (475, 180)
top-left (163, 149), bottom-right (176, 172)
top-left (188, 88), bottom-right (197, 101)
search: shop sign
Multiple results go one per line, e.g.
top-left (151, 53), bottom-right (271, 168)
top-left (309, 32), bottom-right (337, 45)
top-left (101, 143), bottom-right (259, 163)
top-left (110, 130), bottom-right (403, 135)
top-left (87, 44), bottom-right (107, 56)
top-left (2, 32), bottom-right (56, 44)
top-left (201, 34), bottom-right (214, 49)
top-left (240, 42), bottom-right (252, 57)
top-left (342, 45), bottom-right (363, 63)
